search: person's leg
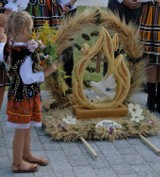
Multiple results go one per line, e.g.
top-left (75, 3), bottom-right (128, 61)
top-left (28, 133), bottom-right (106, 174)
top-left (146, 65), bottom-right (157, 112)
top-left (12, 129), bottom-right (38, 172)
top-left (23, 128), bottom-right (48, 166)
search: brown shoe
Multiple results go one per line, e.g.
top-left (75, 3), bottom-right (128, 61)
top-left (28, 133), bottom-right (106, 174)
top-left (23, 156), bottom-right (49, 166)
top-left (12, 163), bottom-right (39, 173)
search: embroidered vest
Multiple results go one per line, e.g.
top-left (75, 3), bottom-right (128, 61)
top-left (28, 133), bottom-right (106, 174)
top-left (4, 44), bottom-right (40, 102)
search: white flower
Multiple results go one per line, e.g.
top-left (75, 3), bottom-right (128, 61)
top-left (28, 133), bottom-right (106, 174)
top-left (62, 116), bottom-right (77, 125)
top-left (130, 115), bottom-right (145, 123)
top-left (27, 39), bottom-right (39, 53)
top-left (128, 103), bottom-right (143, 117)
top-left (128, 103), bottom-right (145, 123)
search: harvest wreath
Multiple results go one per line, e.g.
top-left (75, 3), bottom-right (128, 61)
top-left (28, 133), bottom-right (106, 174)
top-left (41, 9), bottom-right (160, 154)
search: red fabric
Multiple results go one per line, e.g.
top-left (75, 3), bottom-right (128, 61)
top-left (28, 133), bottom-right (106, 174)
top-left (7, 94), bottom-right (42, 124)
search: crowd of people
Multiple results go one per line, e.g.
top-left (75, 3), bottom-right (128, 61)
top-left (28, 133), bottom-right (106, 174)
top-left (0, 0), bottom-right (160, 174)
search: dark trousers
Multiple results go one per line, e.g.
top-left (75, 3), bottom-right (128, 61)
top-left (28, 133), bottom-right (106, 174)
top-left (108, 0), bottom-right (141, 24)
top-left (62, 47), bottom-right (74, 88)
top-left (62, 8), bottom-right (77, 88)
top-left (108, 0), bottom-right (142, 25)
top-left (103, 0), bottom-right (142, 75)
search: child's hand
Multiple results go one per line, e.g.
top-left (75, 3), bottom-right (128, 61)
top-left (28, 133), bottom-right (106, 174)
top-left (44, 63), bottom-right (57, 78)
top-left (0, 27), bottom-right (7, 43)
top-left (51, 63), bottom-right (57, 72)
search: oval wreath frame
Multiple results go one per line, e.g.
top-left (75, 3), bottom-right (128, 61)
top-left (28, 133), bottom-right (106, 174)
top-left (49, 8), bottom-right (145, 104)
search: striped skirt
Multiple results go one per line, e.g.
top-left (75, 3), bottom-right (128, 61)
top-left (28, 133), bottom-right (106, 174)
top-left (27, 0), bottom-right (64, 28)
top-left (139, 2), bottom-right (160, 64)
top-left (0, 61), bottom-right (10, 87)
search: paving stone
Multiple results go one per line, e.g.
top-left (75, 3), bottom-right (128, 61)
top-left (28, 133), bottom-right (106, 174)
top-left (13, 173), bottom-right (35, 177)
top-left (46, 150), bottom-right (72, 169)
top-left (59, 142), bottom-right (79, 148)
top-left (63, 146), bottom-right (83, 156)
top-left (95, 141), bottom-right (119, 155)
top-left (39, 135), bottom-right (61, 150)
top-left (79, 141), bottom-right (99, 153)
top-left (0, 168), bottom-right (13, 177)
top-left (136, 149), bottom-right (160, 162)
top-left (148, 161), bottom-right (160, 173)
top-left (31, 141), bottom-right (44, 151)
top-left (136, 170), bottom-right (158, 177)
top-left (0, 157), bottom-right (11, 168)
top-left (145, 136), bottom-right (160, 148)
top-left (95, 167), bottom-right (118, 177)
top-left (0, 114), bottom-right (7, 122)
top-left (34, 164), bottom-right (56, 177)
top-left (132, 164), bottom-right (155, 173)
top-left (73, 166), bottom-right (97, 177)
top-left (0, 146), bottom-right (8, 157)
top-left (31, 127), bottom-right (39, 137)
top-left (84, 151), bottom-right (110, 169)
top-left (112, 164), bottom-right (135, 175)
top-left (54, 168), bottom-right (77, 177)
top-left (124, 155), bottom-right (146, 165)
top-left (35, 127), bottom-right (47, 136)
top-left (0, 138), bottom-right (6, 146)
top-left (113, 140), bottom-right (131, 149)
top-left (118, 147), bottom-right (138, 155)
top-left (118, 174), bottom-right (138, 177)
top-left (67, 153), bottom-right (89, 167)
top-left (104, 153), bottom-right (128, 165)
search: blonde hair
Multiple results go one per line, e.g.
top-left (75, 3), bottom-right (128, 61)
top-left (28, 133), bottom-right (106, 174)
top-left (6, 11), bottom-right (33, 41)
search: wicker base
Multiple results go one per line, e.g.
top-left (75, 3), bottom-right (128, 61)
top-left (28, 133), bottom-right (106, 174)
top-left (73, 104), bottom-right (128, 119)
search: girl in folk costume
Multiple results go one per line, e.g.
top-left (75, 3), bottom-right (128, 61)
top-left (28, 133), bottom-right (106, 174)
top-left (26, 0), bottom-right (63, 28)
top-left (0, 0), bottom-right (29, 109)
top-left (4, 11), bottom-right (57, 173)
top-left (139, 0), bottom-right (160, 112)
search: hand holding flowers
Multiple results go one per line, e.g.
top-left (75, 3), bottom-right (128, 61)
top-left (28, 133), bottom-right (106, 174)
top-left (28, 22), bottom-right (68, 94)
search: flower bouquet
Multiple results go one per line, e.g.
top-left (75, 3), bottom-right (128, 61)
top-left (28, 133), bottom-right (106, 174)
top-left (28, 22), bottom-right (69, 101)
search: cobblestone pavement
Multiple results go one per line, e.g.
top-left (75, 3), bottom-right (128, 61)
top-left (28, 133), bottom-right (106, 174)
top-left (1, 1), bottom-right (160, 177)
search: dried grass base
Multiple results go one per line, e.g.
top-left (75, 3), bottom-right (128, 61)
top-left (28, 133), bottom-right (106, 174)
top-left (42, 104), bottom-right (160, 142)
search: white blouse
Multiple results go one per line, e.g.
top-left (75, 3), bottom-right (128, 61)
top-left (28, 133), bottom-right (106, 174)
top-left (20, 56), bottom-right (44, 85)
top-left (4, 0), bottom-right (29, 11)
top-left (0, 42), bottom-right (44, 84)
top-left (58, 0), bottom-right (77, 11)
